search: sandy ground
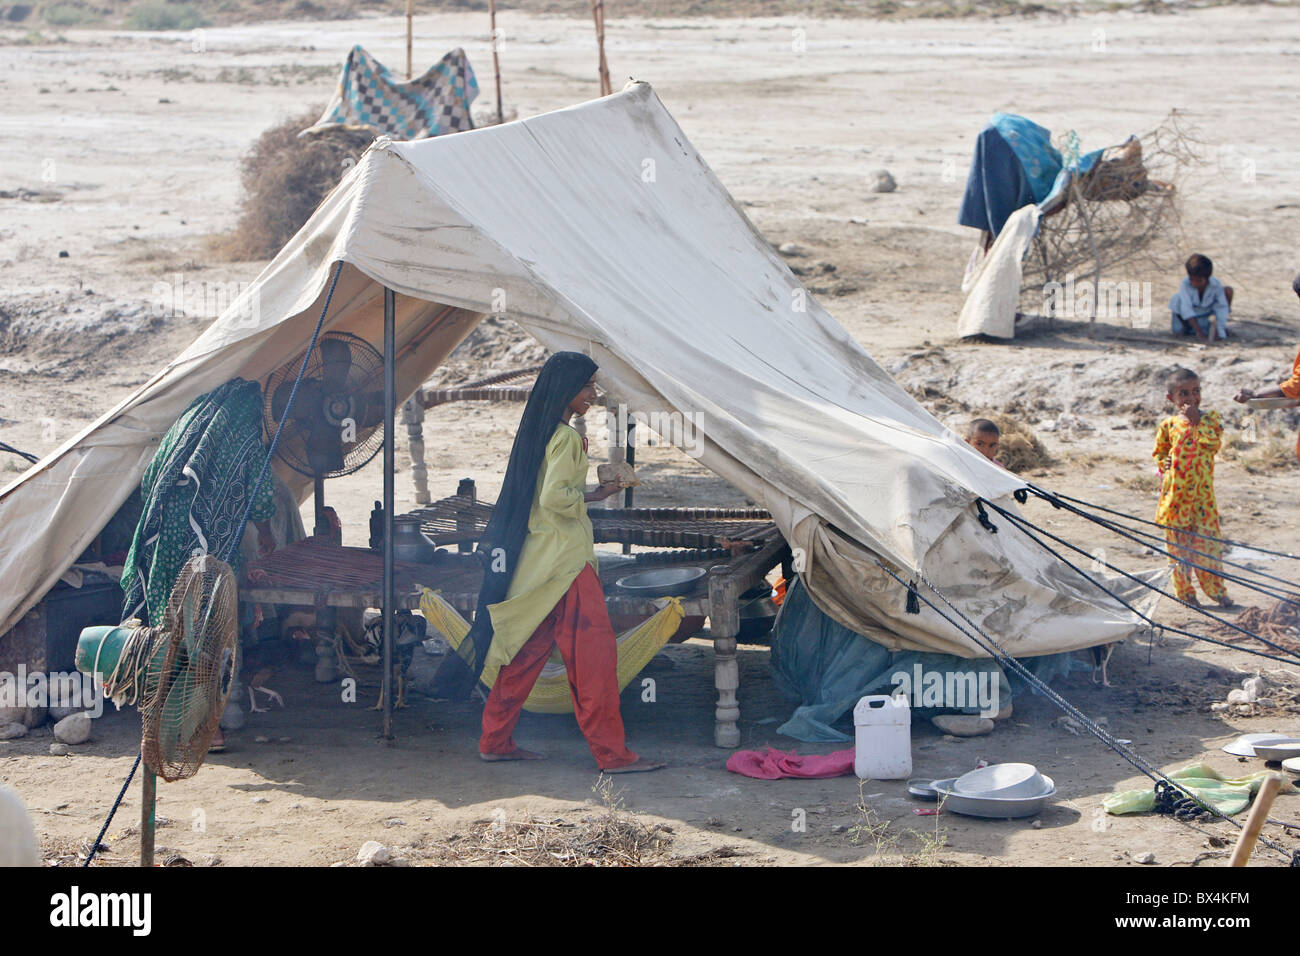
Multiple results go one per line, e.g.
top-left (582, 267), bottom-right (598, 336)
top-left (3, 7), bottom-right (1300, 867)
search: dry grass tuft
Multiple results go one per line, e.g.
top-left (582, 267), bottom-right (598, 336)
top-left (1240, 438), bottom-right (1296, 475)
top-left (424, 776), bottom-right (739, 867)
top-left (210, 109), bottom-right (374, 262)
top-left (976, 414), bottom-right (1052, 472)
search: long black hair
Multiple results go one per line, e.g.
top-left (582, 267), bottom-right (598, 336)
top-left (449, 350), bottom-right (598, 686)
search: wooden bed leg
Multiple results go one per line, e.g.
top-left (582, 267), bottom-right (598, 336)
top-left (403, 397), bottom-right (429, 505)
top-left (709, 571), bottom-right (741, 748)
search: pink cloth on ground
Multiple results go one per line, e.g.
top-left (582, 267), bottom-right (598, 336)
top-left (725, 747), bottom-right (856, 780)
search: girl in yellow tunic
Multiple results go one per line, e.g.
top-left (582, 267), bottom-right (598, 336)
top-left (460, 351), bottom-right (664, 773)
top-left (1153, 368), bottom-right (1232, 607)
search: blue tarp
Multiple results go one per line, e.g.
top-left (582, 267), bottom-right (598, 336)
top-left (958, 112), bottom-right (1104, 239)
top-left (770, 576), bottom-right (1083, 742)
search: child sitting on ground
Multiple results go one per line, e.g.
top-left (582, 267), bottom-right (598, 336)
top-left (1170, 253), bottom-right (1233, 343)
top-left (1153, 367), bottom-right (1233, 608)
top-left (965, 419), bottom-right (1005, 467)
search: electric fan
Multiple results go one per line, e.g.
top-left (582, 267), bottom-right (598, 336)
top-left (262, 331), bottom-right (385, 536)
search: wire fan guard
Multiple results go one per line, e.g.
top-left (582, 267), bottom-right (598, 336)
top-left (262, 331), bottom-right (385, 479)
top-left (141, 554), bottom-right (239, 782)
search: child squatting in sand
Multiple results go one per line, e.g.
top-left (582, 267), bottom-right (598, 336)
top-left (1153, 367), bottom-right (1233, 608)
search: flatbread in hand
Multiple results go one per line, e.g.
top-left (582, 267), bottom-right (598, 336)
top-left (597, 462), bottom-right (640, 487)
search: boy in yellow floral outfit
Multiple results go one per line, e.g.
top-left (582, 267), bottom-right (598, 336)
top-left (1153, 368), bottom-right (1233, 608)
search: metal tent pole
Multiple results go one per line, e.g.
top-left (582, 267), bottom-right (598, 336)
top-left (382, 288), bottom-right (396, 741)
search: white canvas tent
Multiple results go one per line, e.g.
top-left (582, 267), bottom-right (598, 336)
top-left (0, 81), bottom-right (1154, 660)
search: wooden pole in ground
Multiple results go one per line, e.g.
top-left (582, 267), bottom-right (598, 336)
top-left (406, 0), bottom-right (414, 80)
top-left (1228, 773), bottom-right (1283, 867)
top-left (591, 0), bottom-right (611, 95)
top-left (489, 0), bottom-right (504, 125)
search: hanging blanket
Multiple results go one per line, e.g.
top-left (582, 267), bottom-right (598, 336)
top-left (958, 112), bottom-right (1104, 239)
top-left (120, 379), bottom-right (274, 626)
top-left (301, 45), bottom-right (479, 141)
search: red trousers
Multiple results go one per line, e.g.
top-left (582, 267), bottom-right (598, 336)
top-left (480, 564), bottom-right (638, 770)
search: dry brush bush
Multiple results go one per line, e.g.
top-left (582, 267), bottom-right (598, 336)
top-left (212, 109), bottom-right (374, 262)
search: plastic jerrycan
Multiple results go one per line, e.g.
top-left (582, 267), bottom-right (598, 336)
top-left (853, 694), bottom-right (912, 780)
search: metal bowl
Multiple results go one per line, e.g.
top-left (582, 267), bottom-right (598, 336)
top-left (1246, 397), bottom-right (1300, 410)
top-left (907, 778), bottom-right (941, 801)
top-left (615, 566), bottom-right (708, 597)
top-left (930, 775), bottom-right (1056, 819)
top-left (954, 763), bottom-right (1046, 799)
top-left (1222, 733), bottom-right (1298, 757)
top-left (1252, 739), bottom-right (1300, 762)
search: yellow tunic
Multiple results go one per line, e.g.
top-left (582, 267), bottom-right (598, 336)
top-left (485, 423), bottom-right (597, 671)
top-left (1153, 410), bottom-right (1222, 530)
top-left (1153, 410), bottom-right (1229, 601)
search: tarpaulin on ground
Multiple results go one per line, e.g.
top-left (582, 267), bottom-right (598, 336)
top-left (770, 576), bottom-right (1086, 742)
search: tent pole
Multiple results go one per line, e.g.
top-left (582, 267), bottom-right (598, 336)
top-left (621, 419), bottom-right (634, 554)
top-left (489, 0), bottom-right (504, 126)
top-left (591, 0), bottom-right (610, 96)
top-left (313, 475), bottom-right (327, 537)
top-left (140, 770), bottom-right (155, 867)
top-left (406, 0), bottom-right (414, 80)
top-left (382, 288), bottom-right (396, 742)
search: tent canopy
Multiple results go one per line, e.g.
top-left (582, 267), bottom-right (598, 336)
top-left (0, 82), bottom-right (1152, 657)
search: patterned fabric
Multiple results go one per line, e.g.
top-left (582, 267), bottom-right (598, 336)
top-left (302, 45), bottom-right (478, 141)
top-left (120, 379), bottom-right (275, 626)
top-left (1153, 410), bottom-right (1227, 601)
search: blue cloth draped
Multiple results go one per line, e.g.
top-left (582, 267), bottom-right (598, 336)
top-left (958, 112), bottom-right (1105, 238)
top-left (769, 576), bottom-right (1082, 742)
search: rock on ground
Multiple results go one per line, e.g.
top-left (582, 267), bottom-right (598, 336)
top-left (931, 715), bottom-right (995, 737)
top-left (870, 169), bottom-right (896, 193)
top-left (52, 712), bottom-right (92, 745)
top-left (357, 841), bottom-right (391, 866)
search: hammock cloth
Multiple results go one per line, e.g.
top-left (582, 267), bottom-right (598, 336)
top-left (1104, 762), bottom-right (1295, 817)
top-left (119, 378), bottom-right (273, 627)
top-left (420, 587), bottom-right (684, 715)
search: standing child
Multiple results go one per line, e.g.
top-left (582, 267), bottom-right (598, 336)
top-left (466, 351), bottom-right (664, 773)
top-left (1153, 367), bottom-right (1233, 608)
top-left (1169, 253), bottom-right (1233, 343)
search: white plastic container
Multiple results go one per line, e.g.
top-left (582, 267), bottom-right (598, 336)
top-left (853, 694), bottom-right (912, 780)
